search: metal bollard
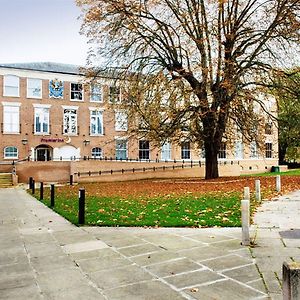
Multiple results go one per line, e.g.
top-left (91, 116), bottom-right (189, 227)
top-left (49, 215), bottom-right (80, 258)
top-left (50, 184), bottom-right (55, 207)
top-left (70, 175), bottom-right (73, 186)
top-left (29, 177), bottom-right (33, 189)
top-left (40, 182), bottom-right (44, 200)
top-left (32, 179), bottom-right (35, 194)
top-left (78, 188), bottom-right (85, 224)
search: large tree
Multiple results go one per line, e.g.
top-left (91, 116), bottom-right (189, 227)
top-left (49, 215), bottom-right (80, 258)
top-left (77, 0), bottom-right (300, 179)
top-left (272, 69), bottom-right (300, 163)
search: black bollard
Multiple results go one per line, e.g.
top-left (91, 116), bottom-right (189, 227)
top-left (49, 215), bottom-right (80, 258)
top-left (78, 188), bottom-right (85, 225)
top-left (29, 177), bottom-right (33, 189)
top-left (32, 179), bottom-right (35, 194)
top-left (40, 182), bottom-right (44, 200)
top-left (70, 175), bottom-right (73, 186)
top-left (50, 184), bottom-right (55, 207)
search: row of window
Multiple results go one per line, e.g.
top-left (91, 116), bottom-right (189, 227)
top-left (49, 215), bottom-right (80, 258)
top-left (2, 142), bottom-right (273, 160)
top-left (2, 75), bottom-right (120, 103)
top-left (1, 103), bottom-right (127, 135)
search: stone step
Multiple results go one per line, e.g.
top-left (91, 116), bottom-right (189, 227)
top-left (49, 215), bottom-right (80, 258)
top-left (0, 173), bottom-right (13, 188)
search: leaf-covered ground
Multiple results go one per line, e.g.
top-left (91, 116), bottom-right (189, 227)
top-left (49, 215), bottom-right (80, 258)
top-left (36, 174), bottom-right (300, 227)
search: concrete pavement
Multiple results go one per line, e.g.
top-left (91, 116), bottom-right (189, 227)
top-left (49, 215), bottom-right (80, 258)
top-left (0, 187), bottom-right (299, 299)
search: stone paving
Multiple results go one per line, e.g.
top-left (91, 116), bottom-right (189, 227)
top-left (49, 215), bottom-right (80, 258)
top-left (0, 187), bottom-right (299, 299)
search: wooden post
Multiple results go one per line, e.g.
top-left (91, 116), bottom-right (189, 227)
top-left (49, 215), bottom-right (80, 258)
top-left (276, 175), bottom-right (281, 192)
top-left (244, 187), bottom-right (250, 201)
top-left (255, 180), bottom-right (261, 202)
top-left (283, 261), bottom-right (300, 300)
top-left (50, 184), bottom-right (55, 207)
top-left (78, 188), bottom-right (85, 225)
top-left (241, 199), bottom-right (250, 246)
top-left (40, 182), bottom-right (44, 200)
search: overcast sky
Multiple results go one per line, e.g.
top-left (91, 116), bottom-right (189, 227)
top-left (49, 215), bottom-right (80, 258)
top-left (0, 0), bottom-right (89, 66)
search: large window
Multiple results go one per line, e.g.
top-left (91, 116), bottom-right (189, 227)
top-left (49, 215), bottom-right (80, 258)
top-left (27, 78), bottom-right (42, 98)
top-left (4, 146), bottom-right (18, 159)
top-left (70, 83), bottom-right (83, 101)
top-left (116, 140), bottom-right (127, 160)
top-left (90, 109), bottom-right (103, 135)
top-left (34, 106), bottom-right (50, 134)
top-left (109, 86), bottom-right (121, 103)
top-left (235, 141), bottom-right (244, 159)
top-left (181, 142), bottom-right (191, 159)
top-left (90, 84), bottom-right (102, 102)
top-left (250, 141), bottom-right (259, 158)
top-left (2, 103), bottom-right (20, 134)
top-left (139, 140), bottom-right (150, 160)
top-left (3, 75), bottom-right (19, 97)
top-left (265, 142), bottom-right (273, 158)
top-left (115, 111), bottom-right (128, 131)
top-left (218, 142), bottom-right (227, 159)
top-left (63, 108), bottom-right (77, 135)
top-left (161, 141), bottom-right (171, 161)
top-left (91, 147), bottom-right (102, 158)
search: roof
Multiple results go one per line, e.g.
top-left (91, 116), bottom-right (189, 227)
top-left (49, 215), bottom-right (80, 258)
top-left (0, 62), bottom-right (83, 75)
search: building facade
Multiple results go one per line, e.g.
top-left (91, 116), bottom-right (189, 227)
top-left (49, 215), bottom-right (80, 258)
top-left (0, 62), bottom-right (278, 173)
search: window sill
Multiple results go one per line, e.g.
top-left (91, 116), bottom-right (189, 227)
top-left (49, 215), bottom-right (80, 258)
top-left (90, 134), bottom-right (104, 137)
top-left (34, 133), bottom-right (50, 136)
top-left (2, 132), bottom-right (20, 135)
top-left (63, 133), bottom-right (78, 136)
top-left (70, 99), bottom-right (84, 102)
top-left (4, 157), bottom-right (18, 160)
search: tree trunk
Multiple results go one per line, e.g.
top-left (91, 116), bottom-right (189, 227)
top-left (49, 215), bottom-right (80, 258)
top-left (279, 142), bottom-right (288, 164)
top-left (204, 139), bottom-right (219, 179)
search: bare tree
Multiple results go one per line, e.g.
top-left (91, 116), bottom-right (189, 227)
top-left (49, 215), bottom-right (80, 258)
top-left (77, 0), bottom-right (300, 179)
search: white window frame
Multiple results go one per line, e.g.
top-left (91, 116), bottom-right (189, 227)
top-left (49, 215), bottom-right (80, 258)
top-left (3, 75), bottom-right (20, 97)
top-left (33, 104), bottom-right (51, 135)
top-left (89, 107), bottom-right (104, 136)
top-left (139, 140), bottom-right (150, 160)
top-left (4, 146), bottom-right (18, 159)
top-left (250, 141), bottom-right (259, 159)
top-left (265, 142), bottom-right (273, 159)
top-left (115, 139), bottom-right (128, 160)
top-left (115, 110), bottom-right (128, 131)
top-left (2, 102), bottom-right (21, 134)
top-left (27, 78), bottom-right (42, 99)
top-left (62, 105), bottom-right (78, 135)
top-left (235, 141), bottom-right (244, 159)
top-left (161, 141), bottom-right (172, 161)
top-left (218, 142), bottom-right (227, 159)
top-left (90, 83), bottom-right (103, 103)
top-left (70, 82), bottom-right (83, 101)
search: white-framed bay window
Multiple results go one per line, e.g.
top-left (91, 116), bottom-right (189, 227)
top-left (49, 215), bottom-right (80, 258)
top-left (115, 110), bottom-right (128, 131)
top-left (62, 106), bottom-right (78, 135)
top-left (33, 104), bottom-right (51, 134)
top-left (27, 78), bottom-right (42, 98)
top-left (2, 102), bottom-right (21, 134)
top-left (3, 75), bottom-right (19, 97)
top-left (235, 141), bottom-right (244, 159)
top-left (89, 108), bottom-right (104, 135)
top-left (250, 141), bottom-right (259, 159)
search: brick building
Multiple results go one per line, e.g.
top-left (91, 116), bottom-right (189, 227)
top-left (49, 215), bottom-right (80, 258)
top-left (0, 62), bottom-right (278, 174)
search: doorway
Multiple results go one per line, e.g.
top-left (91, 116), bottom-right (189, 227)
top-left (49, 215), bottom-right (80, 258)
top-left (35, 145), bottom-right (52, 161)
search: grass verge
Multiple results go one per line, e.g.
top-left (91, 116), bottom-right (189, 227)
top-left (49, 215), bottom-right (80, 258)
top-left (31, 189), bottom-right (261, 227)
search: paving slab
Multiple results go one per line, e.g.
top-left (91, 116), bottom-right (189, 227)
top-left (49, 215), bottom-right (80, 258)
top-left (62, 240), bottom-right (108, 253)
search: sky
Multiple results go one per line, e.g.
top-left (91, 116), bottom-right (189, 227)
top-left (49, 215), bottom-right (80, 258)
top-left (0, 0), bottom-right (89, 66)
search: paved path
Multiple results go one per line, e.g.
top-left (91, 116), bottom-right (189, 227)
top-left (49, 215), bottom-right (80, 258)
top-left (0, 188), bottom-right (299, 299)
top-left (252, 190), bottom-right (300, 300)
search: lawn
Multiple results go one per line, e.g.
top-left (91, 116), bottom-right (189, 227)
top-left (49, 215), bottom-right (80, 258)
top-left (31, 174), bottom-right (300, 227)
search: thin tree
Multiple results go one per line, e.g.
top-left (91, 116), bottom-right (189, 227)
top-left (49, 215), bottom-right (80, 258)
top-left (77, 0), bottom-right (300, 179)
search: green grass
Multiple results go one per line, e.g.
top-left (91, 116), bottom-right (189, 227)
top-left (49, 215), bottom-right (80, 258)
top-left (243, 168), bottom-right (300, 177)
top-left (32, 189), bottom-right (259, 227)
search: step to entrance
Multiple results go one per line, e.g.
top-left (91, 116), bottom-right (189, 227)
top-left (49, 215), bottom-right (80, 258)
top-left (0, 173), bottom-right (13, 188)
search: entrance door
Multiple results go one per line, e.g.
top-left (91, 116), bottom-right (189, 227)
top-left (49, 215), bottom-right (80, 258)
top-left (35, 145), bottom-right (52, 161)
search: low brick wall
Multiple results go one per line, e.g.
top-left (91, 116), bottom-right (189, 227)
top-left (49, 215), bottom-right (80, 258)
top-left (239, 159), bottom-right (280, 174)
top-left (16, 161), bottom-right (70, 183)
top-left (0, 163), bottom-right (13, 173)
